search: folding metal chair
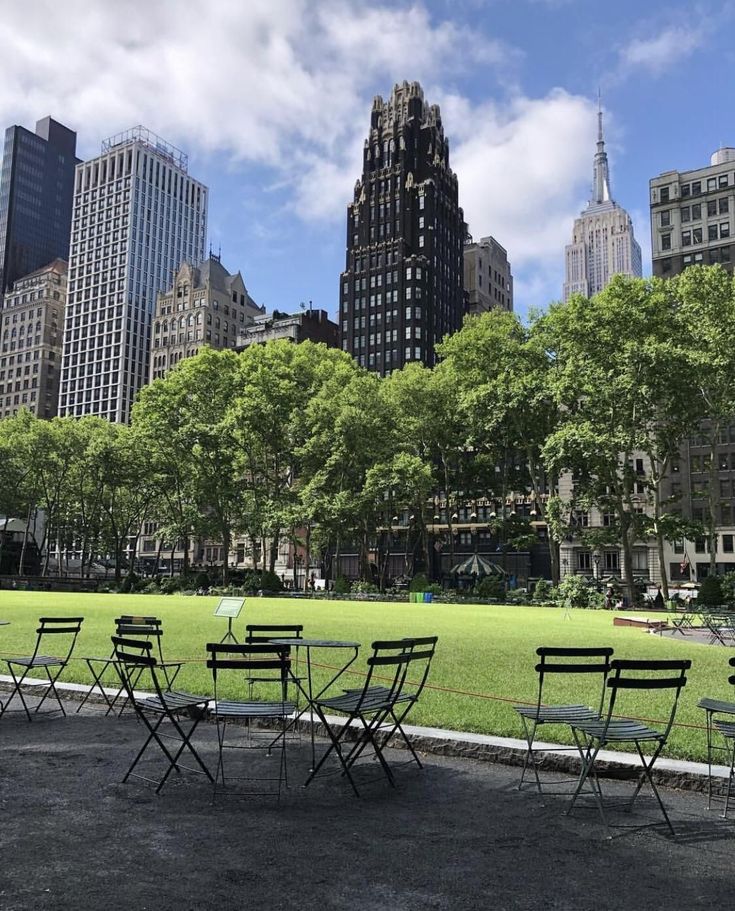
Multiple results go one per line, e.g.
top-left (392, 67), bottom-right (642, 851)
top-left (698, 655), bottom-right (735, 817)
top-left (567, 658), bottom-right (691, 835)
top-left (0, 617), bottom-right (84, 721)
top-left (513, 646), bottom-right (614, 793)
top-left (340, 635), bottom-right (438, 767)
top-left (206, 642), bottom-right (296, 800)
top-left (112, 635), bottom-right (213, 794)
top-left (304, 639), bottom-right (433, 797)
top-left (77, 615), bottom-right (182, 716)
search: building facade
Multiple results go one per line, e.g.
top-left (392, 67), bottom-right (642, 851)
top-left (650, 148), bottom-right (735, 278)
top-left (0, 117), bottom-right (79, 295)
top-left (463, 235), bottom-right (513, 315)
top-left (236, 308), bottom-right (339, 350)
top-left (58, 127), bottom-right (207, 423)
top-left (339, 81), bottom-right (465, 375)
top-left (150, 255), bottom-right (262, 381)
top-left (0, 258), bottom-right (67, 419)
top-left (563, 109), bottom-right (642, 300)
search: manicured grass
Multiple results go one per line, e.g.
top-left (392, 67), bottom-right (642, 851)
top-left (0, 591), bottom-right (730, 762)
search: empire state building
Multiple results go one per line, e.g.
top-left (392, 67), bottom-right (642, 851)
top-left (563, 107), bottom-right (642, 300)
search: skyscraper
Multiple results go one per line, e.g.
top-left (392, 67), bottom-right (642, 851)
top-left (563, 108), bottom-right (642, 301)
top-left (0, 117), bottom-right (79, 294)
top-left (463, 235), bottom-right (513, 315)
top-left (58, 127), bottom-right (207, 422)
top-left (339, 81), bottom-right (465, 375)
top-left (650, 148), bottom-right (735, 278)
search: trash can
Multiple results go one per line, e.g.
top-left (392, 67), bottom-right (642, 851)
top-left (423, 592), bottom-right (433, 603)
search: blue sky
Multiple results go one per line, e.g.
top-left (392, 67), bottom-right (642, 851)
top-left (0, 0), bottom-right (731, 318)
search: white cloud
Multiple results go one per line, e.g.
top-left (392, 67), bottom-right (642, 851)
top-left (449, 89), bottom-right (597, 306)
top-left (618, 26), bottom-right (707, 76)
top-left (0, 1), bottom-right (600, 311)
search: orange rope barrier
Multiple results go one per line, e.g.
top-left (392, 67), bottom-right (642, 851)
top-left (0, 652), bottom-right (713, 734)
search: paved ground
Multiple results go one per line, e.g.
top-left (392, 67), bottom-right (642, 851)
top-left (2, 700), bottom-right (735, 911)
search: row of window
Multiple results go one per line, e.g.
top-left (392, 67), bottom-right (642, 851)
top-left (659, 172), bottom-right (730, 202)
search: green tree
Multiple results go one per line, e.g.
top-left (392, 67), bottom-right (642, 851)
top-left (675, 265), bottom-right (735, 574)
top-left (541, 275), bottom-right (695, 605)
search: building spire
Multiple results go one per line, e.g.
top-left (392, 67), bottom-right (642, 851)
top-left (591, 94), bottom-right (612, 205)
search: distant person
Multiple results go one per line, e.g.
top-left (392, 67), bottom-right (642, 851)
top-left (604, 588), bottom-right (614, 610)
top-left (653, 587), bottom-right (665, 610)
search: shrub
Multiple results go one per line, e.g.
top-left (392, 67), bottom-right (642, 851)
top-left (476, 576), bottom-right (505, 600)
top-left (505, 588), bottom-right (530, 605)
top-left (259, 570), bottom-right (283, 592)
top-left (120, 571), bottom-right (139, 594)
top-left (698, 574), bottom-right (723, 607)
top-left (333, 576), bottom-right (351, 595)
top-left (559, 574), bottom-right (600, 610)
top-left (408, 573), bottom-right (430, 592)
top-left (532, 578), bottom-right (554, 603)
top-left (720, 572), bottom-right (735, 606)
top-left (194, 571), bottom-right (211, 590)
top-left (351, 580), bottom-right (379, 594)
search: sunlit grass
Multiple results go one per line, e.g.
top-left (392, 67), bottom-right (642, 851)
top-left (0, 590), bottom-right (730, 762)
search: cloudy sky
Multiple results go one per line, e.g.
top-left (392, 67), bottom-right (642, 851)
top-left (0, 0), bottom-right (730, 317)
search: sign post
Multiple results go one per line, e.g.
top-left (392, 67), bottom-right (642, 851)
top-left (214, 597), bottom-right (245, 644)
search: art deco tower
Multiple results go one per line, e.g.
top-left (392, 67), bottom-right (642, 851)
top-left (339, 81), bottom-right (465, 374)
top-left (563, 107), bottom-right (642, 300)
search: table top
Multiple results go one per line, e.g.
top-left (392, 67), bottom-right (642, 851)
top-left (270, 638), bottom-right (360, 649)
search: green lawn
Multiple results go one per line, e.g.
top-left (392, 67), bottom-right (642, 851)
top-left (0, 590), bottom-right (730, 763)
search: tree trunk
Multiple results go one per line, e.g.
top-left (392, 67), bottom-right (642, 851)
top-left (18, 501), bottom-right (33, 576)
top-left (708, 428), bottom-right (719, 575)
top-left (304, 523), bottom-right (312, 591)
top-left (183, 534), bottom-right (190, 577)
top-left (153, 537), bottom-right (164, 576)
top-left (269, 531), bottom-right (279, 574)
top-left (619, 510), bottom-right (637, 608)
top-left (221, 527), bottom-right (231, 585)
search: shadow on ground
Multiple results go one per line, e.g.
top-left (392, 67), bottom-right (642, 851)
top-left (1, 702), bottom-right (735, 911)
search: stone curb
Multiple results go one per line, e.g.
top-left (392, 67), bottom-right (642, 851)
top-left (0, 676), bottom-right (729, 794)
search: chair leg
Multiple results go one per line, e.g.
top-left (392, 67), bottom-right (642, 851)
top-left (566, 740), bottom-right (608, 828)
top-left (722, 738), bottom-right (735, 820)
top-left (630, 740), bottom-right (674, 835)
top-left (518, 717), bottom-right (542, 792)
top-left (2, 665), bottom-right (33, 721)
top-left (304, 706), bottom-right (361, 797)
top-left (34, 665), bottom-right (66, 717)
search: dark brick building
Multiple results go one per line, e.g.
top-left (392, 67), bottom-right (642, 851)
top-left (339, 81), bottom-right (465, 374)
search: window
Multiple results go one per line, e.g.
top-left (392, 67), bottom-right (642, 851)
top-left (692, 203), bottom-right (701, 220)
top-left (681, 183), bottom-right (690, 198)
top-left (720, 197), bottom-right (729, 214)
top-left (661, 234), bottom-right (671, 251)
top-left (660, 187), bottom-right (670, 202)
top-left (721, 223), bottom-right (731, 238)
top-left (681, 206), bottom-right (690, 223)
top-left (708, 200), bottom-right (717, 217)
top-left (660, 210), bottom-right (671, 227)
top-left (724, 534), bottom-right (734, 554)
top-left (577, 551), bottom-right (591, 571)
top-left (631, 550), bottom-right (648, 572)
top-left (709, 224), bottom-right (719, 241)
top-left (692, 181), bottom-right (702, 196)
top-left (682, 230), bottom-right (691, 246)
top-left (719, 174), bottom-right (729, 188)
top-left (693, 227), bottom-right (703, 244)
top-left (604, 551), bottom-right (619, 571)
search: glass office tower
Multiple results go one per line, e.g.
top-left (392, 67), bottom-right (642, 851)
top-left (58, 127), bottom-right (207, 423)
top-left (0, 117), bottom-right (79, 294)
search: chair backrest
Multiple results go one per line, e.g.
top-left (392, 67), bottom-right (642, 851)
top-left (115, 616), bottom-right (165, 663)
top-left (534, 647), bottom-right (615, 715)
top-left (245, 624), bottom-right (304, 644)
top-left (396, 636), bottom-right (438, 702)
top-left (206, 642), bottom-right (291, 702)
top-left (354, 640), bottom-right (432, 709)
top-left (604, 658), bottom-right (691, 738)
top-left (30, 617), bottom-right (84, 663)
top-left (727, 655), bottom-right (735, 686)
top-left (111, 634), bottom-right (165, 703)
